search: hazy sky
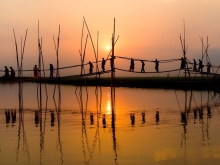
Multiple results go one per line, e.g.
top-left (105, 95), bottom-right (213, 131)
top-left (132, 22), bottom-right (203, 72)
top-left (1, 0), bottom-right (220, 77)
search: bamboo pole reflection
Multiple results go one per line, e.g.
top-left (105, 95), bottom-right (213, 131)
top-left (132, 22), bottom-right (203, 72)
top-left (13, 28), bottom-right (30, 163)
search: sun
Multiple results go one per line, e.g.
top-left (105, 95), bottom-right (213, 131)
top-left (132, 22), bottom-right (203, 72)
top-left (105, 46), bottom-right (110, 50)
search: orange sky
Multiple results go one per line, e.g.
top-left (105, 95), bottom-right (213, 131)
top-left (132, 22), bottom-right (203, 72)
top-left (1, 0), bottom-right (220, 77)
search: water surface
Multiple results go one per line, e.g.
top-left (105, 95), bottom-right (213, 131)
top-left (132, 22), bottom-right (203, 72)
top-left (0, 82), bottom-right (220, 165)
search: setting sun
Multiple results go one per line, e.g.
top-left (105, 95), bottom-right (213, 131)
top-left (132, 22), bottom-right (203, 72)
top-left (105, 46), bottom-right (110, 50)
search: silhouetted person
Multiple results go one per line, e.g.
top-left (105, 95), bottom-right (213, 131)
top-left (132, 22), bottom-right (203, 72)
top-left (88, 61), bottom-right (94, 74)
top-left (102, 114), bottom-right (106, 128)
top-left (130, 113), bottom-right (135, 126)
top-left (130, 59), bottom-right (134, 72)
top-left (198, 59), bottom-right (203, 72)
top-left (193, 59), bottom-right (197, 71)
top-left (33, 65), bottom-right (38, 79)
top-left (142, 112), bottom-right (145, 124)
top-left (90, 113), bottom-right (94, 125)
top-left (180, 57), bottom-right (186, 70)
top-left (101, 58), bottom-right (106, 72)
top-left (49, 64), bottom-right (55, 78)
top-left (10, 67), bottom-right (15, 81)
top-left (207, 62), bottom-right (211, 74)
top-left (50, 111), bottom-right (55, 127)
top-left (155, 59), bottom-right (159, 72)
top-left (156, 111), bottom-right (159, 122)
top-left (140, 60), bottom-right (145, 73)
top-left (4, 66), bottom-right (9, 80)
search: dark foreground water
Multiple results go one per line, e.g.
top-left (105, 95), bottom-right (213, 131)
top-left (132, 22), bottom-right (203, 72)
top-left (0, 82), bottom-right (220, 165)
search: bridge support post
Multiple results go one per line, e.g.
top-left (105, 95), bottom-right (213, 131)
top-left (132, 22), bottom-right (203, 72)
top-left (111, 18), bottom-right (116, 114)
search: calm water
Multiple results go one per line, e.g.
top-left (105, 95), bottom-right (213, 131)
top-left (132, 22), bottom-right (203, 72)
top-left (0, 82), bottom-right (220, 165)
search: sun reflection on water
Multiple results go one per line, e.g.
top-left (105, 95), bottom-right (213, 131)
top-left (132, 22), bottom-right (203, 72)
top-left (106, 88), bottom-right (111, 115)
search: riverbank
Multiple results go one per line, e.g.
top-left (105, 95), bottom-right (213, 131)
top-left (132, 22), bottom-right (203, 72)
top-left (1, 76), bottom-right (220, 91)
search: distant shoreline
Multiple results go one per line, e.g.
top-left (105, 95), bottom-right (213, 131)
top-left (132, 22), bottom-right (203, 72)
top-left (1, 76), bottom-right (220, 91)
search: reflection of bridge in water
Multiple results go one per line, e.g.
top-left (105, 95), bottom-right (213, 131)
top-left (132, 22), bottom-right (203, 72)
top-left (2, 85), bottom-right (220, 164)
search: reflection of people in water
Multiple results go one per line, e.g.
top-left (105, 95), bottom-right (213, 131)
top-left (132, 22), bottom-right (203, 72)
top-left (11, 110), bottom-right (16, 124)
top-left (193, 109), bottom-right (197, 124)
top-left (199, 108), bottom-right (204, 121)
top-left (142, 112), bottom-right (145, 124)
top-left (35, 110), bottom-right (39, 126)
top-left (156, 111), bottom-right (159, 122)
top-left (51, 111), bottom-right (55, 127)
top-left (102, 114), bottom-right (106, 128)
top-left (130, 113), bottom-right (135, 126)
top-left (5, 110), bottom-right (11, 124)
top-left (181, 112), bottom-right (187, 123)
top-left (207, 106), bottom-right (211, 118)
top-left (5, 109), bottom-right (16, 125)
top-left (90, 113), bottom-right (94, 125)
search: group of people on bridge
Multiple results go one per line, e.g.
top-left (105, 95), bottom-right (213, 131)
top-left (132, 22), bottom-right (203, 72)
top-left (2, 56), bottom-right (214, 81)
top-left (129, 57), bottom-right (212, 74)
top-left (32, 64), bottom-right (55, 79)
top-left (3, 64), bottom-right (55, 81)
top-left (2, 58), bottom-right (107, 80)
top-left (181, 57), bottom-right (212, 74)
top-left (4, 66), bottom-right (15, 81)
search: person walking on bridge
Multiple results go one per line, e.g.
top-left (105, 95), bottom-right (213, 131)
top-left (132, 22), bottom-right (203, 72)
top-left (155, 59), bottom-right (159, 72)
top-left (49, 64), bottom-right (55, 78)
top-left (140, 60), bottom-right (145, 73)
top-left (4, 66), bottom-right (9, 80)
top-left (101, 58), bottom-right (106, 72)
top-left (180, 57), bottom-right (186, 70)
top-left (33, 65), bottom-right (38, 79)
top-left (198, 59), bottom-right (203, 72)
top-left (88, 61), bottom-right (94, 74)
top-left (207, 62), bottom-right (211, 74)
top-left (10, 67), bottom-right (15, 81)
top-left (193, 59), bottom-right (197, 71)
top-left (130, 59), bottom-right (134, 72)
